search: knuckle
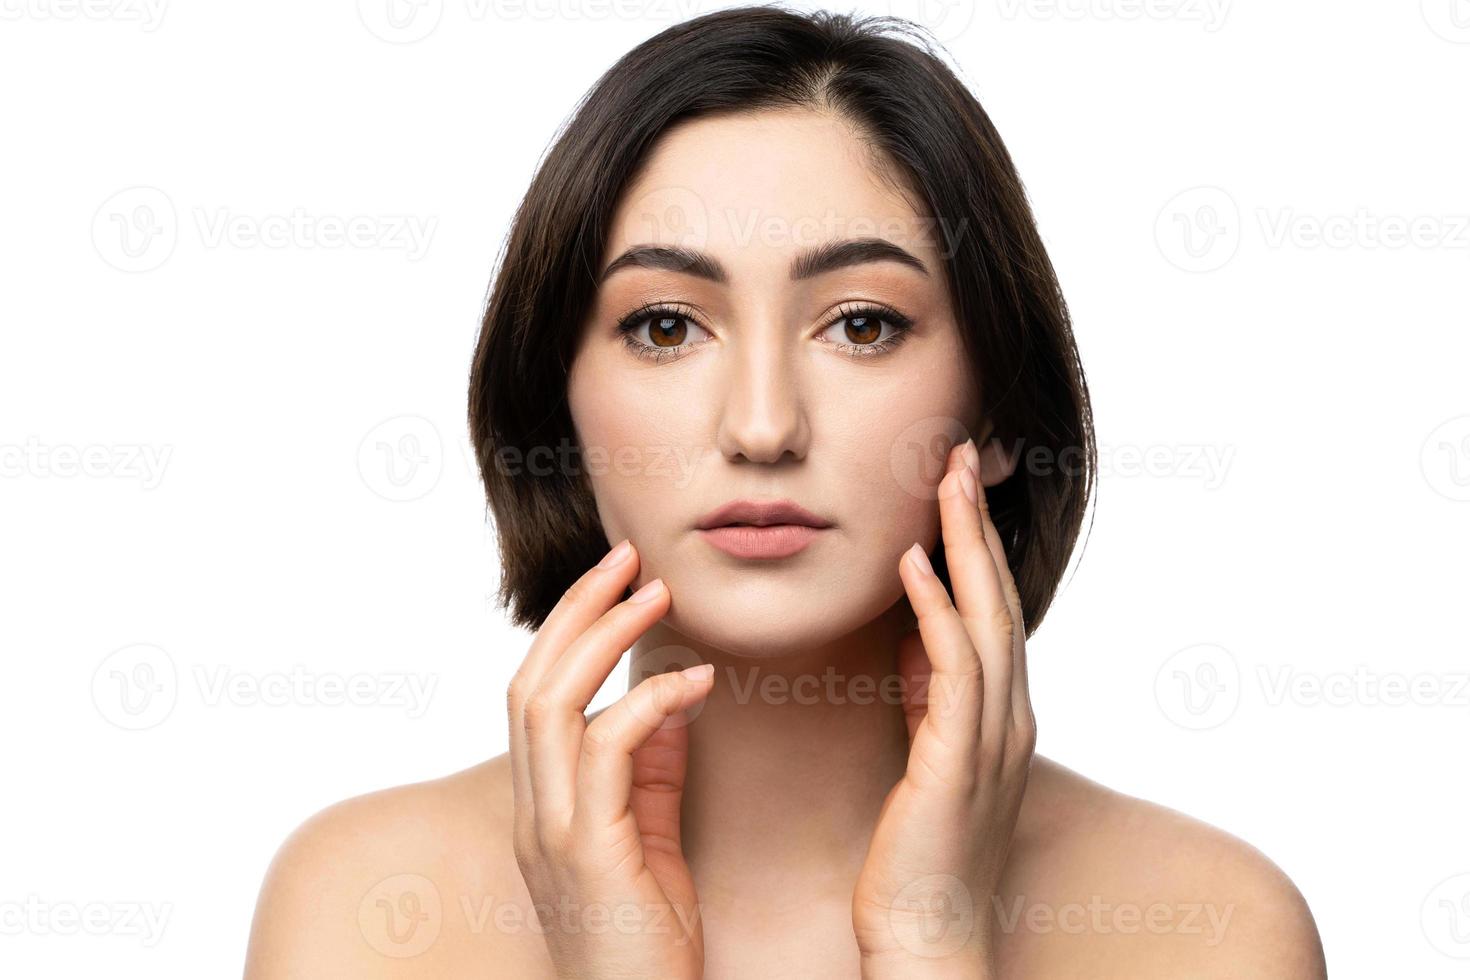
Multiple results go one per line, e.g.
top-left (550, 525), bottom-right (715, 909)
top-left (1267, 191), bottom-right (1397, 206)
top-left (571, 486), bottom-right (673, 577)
top-left (511, 822), bottom-right (546, 869)
top-left (1004, 581), bottom-right (1025, 620)
top-left (558, 577), bottom-right (591, 610)
top-left (511, 827), bottom-right (539, 869)
top-left (646, 672), bottom-right (685, 713)
top-left (520, 692), bottom-right (557, 731)
top-left (1006, 719), bottom-right (1038, 767)
top-left (625, 672), bottom-right (678, 721)
top-left (581, 721), bottom-right (617, 755)
top-left (990, 605), bottom-right (1016, 644)
top-left (534, 821), bottom-right (570, 857)
top-left (1013, 720), bottom-right (1037, 754)
top-left (506, 678), bottom-right (528, 714)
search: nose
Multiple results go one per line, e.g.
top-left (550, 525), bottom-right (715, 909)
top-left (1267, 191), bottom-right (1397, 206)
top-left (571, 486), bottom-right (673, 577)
top-left (714, 329), bottom-right (810, 465)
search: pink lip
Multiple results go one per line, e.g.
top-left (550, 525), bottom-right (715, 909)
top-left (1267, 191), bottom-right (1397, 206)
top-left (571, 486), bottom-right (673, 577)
top-left (694, 498), bottom-right (833, 560)
top-left (695, 498), bottom-right (832, 531)
top-left (698, 524), bottom-right (826, 559)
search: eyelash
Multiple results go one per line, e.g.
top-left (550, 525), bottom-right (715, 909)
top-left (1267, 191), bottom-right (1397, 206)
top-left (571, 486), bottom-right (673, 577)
top-left (614, 301), bottom-right (915, 364)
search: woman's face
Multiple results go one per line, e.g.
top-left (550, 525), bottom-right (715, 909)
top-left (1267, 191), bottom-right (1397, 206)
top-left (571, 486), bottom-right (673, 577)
top-left (567, 108), bottom-right (984, 658)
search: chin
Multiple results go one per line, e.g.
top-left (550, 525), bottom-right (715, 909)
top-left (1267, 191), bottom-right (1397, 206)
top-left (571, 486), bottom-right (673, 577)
top-left (658, 581), bottom-right (903, 661)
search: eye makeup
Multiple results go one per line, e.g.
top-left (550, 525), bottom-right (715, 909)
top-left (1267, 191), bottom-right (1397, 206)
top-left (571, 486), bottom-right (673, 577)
top-left (613, 299), bottom-right (916, 364)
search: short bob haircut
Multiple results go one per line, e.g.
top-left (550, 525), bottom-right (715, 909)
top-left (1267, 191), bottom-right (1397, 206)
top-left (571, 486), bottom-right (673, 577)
top-left (469, 4), bottom-right (1096, 636)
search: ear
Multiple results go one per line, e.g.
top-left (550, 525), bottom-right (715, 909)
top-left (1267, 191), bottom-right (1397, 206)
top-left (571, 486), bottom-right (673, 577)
top-left (974, 420), bottom-right (1019, 488)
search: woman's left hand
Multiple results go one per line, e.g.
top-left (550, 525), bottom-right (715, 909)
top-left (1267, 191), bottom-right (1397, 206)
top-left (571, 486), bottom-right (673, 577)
top-left (851, 437), bottom-right (1037, 980)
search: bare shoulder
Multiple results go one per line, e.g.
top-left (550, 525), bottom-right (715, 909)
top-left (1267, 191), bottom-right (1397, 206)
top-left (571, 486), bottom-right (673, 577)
top-left (998, 755), bottom-right (1326, 979)
top-left (243, 753), bottom-right (552, 979)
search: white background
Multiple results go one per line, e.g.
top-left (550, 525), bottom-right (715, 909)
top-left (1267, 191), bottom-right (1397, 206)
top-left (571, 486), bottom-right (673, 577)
top-left (2, 1), bottom-right (1467, 976)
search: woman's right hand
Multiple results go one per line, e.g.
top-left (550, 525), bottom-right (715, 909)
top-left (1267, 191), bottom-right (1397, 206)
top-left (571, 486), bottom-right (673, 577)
top-left (506, 537), bottom-right (714, 980)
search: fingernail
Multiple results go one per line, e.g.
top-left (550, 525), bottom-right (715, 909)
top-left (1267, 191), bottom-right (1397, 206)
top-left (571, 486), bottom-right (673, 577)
top-left (960, 466), bottom-right (978, 504)
top-left (629, 578), bottom-right (665, 603)
top-left (681, 663), bottom-right (714, 682)
top-left (963, 438), bottom-right (980, 480)
top-left (906, 543), bottom-right (934, 577)
top-left (598, 539), bottom-right (632, 568)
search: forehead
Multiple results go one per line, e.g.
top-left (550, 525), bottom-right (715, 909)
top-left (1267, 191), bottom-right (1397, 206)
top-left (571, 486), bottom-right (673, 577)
top-left (605, 109), bottom-right (941, 277)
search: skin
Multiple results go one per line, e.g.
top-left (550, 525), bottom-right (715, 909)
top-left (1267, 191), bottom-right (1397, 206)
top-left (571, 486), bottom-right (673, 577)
top-left (243, 110), bottom-right (1327, 979)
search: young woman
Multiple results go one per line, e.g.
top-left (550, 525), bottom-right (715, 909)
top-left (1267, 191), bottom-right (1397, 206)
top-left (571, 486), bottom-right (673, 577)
top-left (245, 7), bottom-right (1326, 977)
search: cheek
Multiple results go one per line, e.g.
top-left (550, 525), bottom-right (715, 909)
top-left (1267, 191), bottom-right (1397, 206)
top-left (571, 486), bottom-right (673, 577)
top-left (568, 355), bottom-right (709, 536)
top-left (817, 354), bottom-right (975, 552)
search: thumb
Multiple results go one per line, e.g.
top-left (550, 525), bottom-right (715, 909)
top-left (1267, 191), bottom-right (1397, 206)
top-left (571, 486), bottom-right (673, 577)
top-left (629, 712), bottom-right (694, 857)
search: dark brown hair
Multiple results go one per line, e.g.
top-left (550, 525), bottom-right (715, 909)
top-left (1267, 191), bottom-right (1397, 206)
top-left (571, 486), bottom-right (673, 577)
top-left (469, 4), bottom-right (1096, 636)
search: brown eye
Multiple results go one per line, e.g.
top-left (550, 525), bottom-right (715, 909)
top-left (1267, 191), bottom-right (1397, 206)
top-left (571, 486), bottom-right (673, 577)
top-left (817, 305), bottom-right (914, 359)
top-left (842, 315), bottom-right (882, 345)
top-left (618, 305), bottom-right (712, 361)
top-left (648, 315), bottom-right (689, 347)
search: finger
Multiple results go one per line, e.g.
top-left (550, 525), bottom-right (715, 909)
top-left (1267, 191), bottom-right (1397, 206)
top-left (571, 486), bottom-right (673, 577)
top-left (524, 577), bottom-right (671, 822)
top-left (897, 541), bottom-right (982, 766)
top-left (573, 665), bottom-right (715, 835)
top-left (895, 628), bottom-right (931, 745)
top-left (968, 440), bottom-right (1034, 728)
top-left (513, 538), bottom-right (640, 702)
top-left (507, 538), bottom-right (640, 833)
top-left (944, 440), bottom-right (1015, 747)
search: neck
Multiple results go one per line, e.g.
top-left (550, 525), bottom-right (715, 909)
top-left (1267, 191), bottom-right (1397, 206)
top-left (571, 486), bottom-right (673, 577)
top-left (629, 604), bottom-right (913, 903)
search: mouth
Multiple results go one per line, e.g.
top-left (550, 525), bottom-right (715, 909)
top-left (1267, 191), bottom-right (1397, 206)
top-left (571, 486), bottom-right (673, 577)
top-left (695, 499), bottom-right (833, 559)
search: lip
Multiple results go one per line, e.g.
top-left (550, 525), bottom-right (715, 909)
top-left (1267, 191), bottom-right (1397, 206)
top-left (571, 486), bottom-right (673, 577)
top-left (694, 498), bottom-right (833, 560)
top-left (695, 498), bottom-right (833, 531)
top-left (698, 524), bottom-right (826, 559)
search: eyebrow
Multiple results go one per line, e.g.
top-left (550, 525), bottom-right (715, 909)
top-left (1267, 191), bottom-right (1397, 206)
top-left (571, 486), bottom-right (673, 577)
top-left (598, 236), bottom-right (931, 284)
